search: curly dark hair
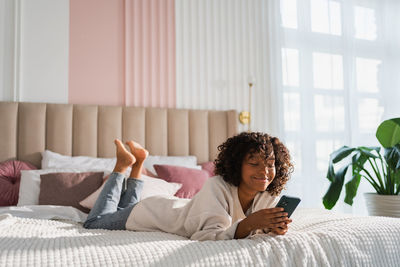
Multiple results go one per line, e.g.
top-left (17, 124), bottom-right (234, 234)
top-left (214, 132), bottom-right (293, 196)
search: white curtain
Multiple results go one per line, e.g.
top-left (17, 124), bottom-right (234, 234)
top-left (268, 0), bottom-right (400, 214)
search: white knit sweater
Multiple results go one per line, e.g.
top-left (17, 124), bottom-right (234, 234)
top-left (126, 175), bottom-right (278, 241)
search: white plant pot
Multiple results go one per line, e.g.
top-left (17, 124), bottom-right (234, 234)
top-left (364, 193), bottom-right (400, 218)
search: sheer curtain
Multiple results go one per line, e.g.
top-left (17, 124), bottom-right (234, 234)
top-left (267, 0), bottom-right (400, 214)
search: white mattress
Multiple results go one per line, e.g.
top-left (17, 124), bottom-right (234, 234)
top-left (0, 208), bottom-right (399, 267)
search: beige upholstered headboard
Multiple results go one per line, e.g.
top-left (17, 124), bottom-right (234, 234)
top-left (0, 102), bottom-right (238, 168)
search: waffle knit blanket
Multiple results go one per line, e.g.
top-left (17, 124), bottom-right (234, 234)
top-left (0, 209), bottom-right (399, 267)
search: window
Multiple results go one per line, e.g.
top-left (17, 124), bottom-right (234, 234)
top-left (277, 0), bottom-right (395, 213)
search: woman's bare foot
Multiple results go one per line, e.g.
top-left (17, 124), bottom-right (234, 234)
top-left (126, 141), bottom-right (149, 162)
top-left (126, 141), bottom-right (148, 179)
top-left (113, 139), bottom-right (136, 174)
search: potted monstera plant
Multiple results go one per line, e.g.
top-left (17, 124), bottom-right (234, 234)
top-left (323, 118), bottom-right (400, 217)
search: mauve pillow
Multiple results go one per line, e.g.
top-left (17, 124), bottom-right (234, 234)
top-left (154, 164), bottom-right (209, 199)
top-left (0, 160), bottom-right (37, 206)
top-left (201, 161), bottom-right (216, 177)
top-left (39, 172), bottom-right (104, 213)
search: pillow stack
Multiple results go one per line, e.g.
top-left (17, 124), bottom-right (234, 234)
top-left (5, 149), bottom-right (216, 212)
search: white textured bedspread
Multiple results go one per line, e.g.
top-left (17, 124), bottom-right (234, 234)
top-left (0, 208), bottom-right (399, 267)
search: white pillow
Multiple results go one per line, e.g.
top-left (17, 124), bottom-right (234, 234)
top-left (17, 168), bottom-right (110, 206)
top-left (79, 175), bottom-right (182, 210)
top-left (42, 150), bottom-right (116, 170)
top-left (42, 150), bottom-right (200, 174)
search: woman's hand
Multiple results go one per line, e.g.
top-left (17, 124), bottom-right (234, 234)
top-left (269, 218), bottom-right (292, 235)
top-left (247, 208), bottom-right (290, 230)
top-left (234, 208), bottom-right (291, 239)
top-left (268, 214), bottom-right (292, 235)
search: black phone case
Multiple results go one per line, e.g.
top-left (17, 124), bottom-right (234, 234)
top-left (275, 195), bottom-right (301, 218)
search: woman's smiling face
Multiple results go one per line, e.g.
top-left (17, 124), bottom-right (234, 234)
top-left (240, 151), bottom-right (276, 193)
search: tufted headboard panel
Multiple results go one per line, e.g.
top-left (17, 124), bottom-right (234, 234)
top-left (0, 102), bottom-right (238, 168)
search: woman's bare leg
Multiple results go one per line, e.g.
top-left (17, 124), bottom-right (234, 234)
top-left (116, 140), bottom-right (148, 209)
top-left (126, 141), bottom-right (149, 179)
top-left (84, 139), bottom-right (139, 229)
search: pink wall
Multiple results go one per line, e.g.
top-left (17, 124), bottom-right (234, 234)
top-left (126, 0), bottom-right (176, 108)
top-left (69, 0), bottom-right (125, 106)
top-left (69, 0), bottom-right (176, 108)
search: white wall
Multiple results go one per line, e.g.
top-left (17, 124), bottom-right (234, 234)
top-left (0, 0), bottom-right (69, 103)
top-left (0, 0), bottom-right (16, 101)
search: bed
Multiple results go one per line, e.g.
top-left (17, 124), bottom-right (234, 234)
top-left (0, 101), bottom-right (399, 267)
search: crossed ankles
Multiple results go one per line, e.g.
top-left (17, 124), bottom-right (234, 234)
top-left (112, 139), bottom-right (149, 178)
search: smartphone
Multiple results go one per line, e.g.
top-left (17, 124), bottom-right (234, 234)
top-left (275, 195), bottom-right (301, 218)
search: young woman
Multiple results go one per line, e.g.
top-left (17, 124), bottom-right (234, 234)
top-left (83, 132), bottom-right (294, 240)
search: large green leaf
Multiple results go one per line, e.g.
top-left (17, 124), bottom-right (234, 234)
top-left (343, 152), bottom-right (367, 205)
top-left (376, 118), bottom-right (400, 148)
top-left (323, 165), bottom-right (349, 210)
top-left (326, 161), bottom-right (335, 182)
top-left (344, 173), bottom-right (361, 205)
top-left (331, 146), bottom-right (356, 163)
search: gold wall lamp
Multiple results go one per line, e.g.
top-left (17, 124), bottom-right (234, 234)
top-left (239, 75), bottom-right (254, 132)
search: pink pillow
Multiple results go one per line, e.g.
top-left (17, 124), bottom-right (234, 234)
top-left (39, 172), bottom-right (104, 213)
top-left (153, 164), bottom-right (209, 199)
top-left (0, 160), bottom-right (37, 206)
top-left (201, 161), bottom-right (216, 177)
